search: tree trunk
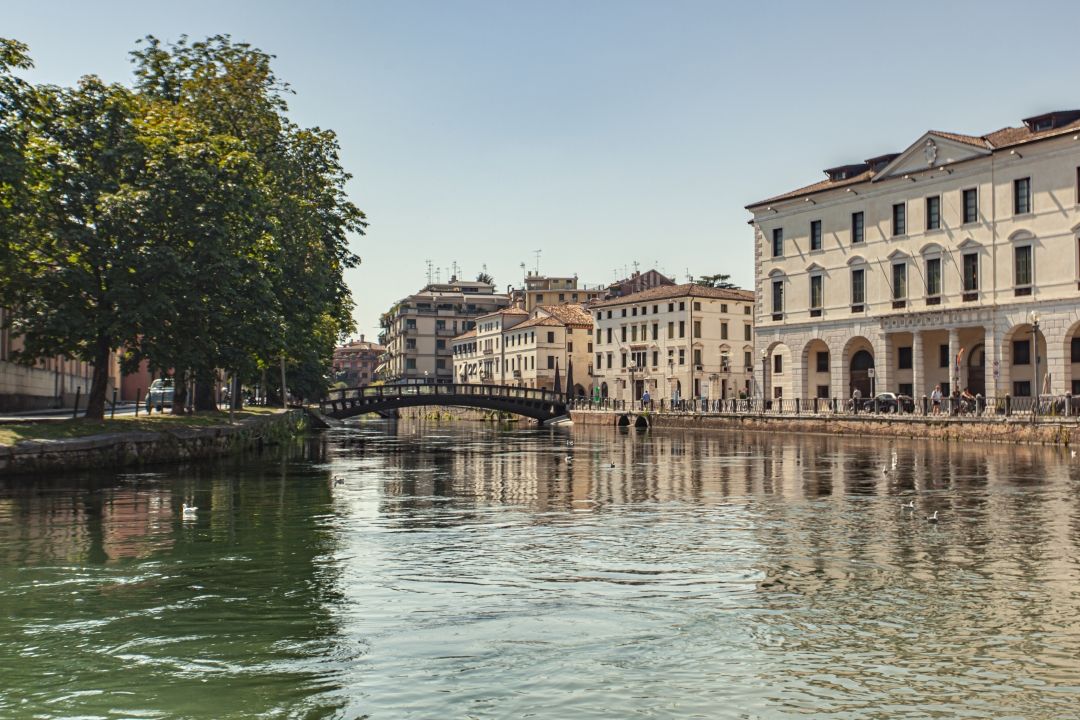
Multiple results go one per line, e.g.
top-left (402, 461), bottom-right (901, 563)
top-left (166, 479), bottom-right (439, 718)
top-left (231, 373), bottom-right (243, 410)
top-left (172, 370), bottom-right (188, 415)
top-left (84, 335), bottom-right (111, 420)
top-left (193, 368), bottom-right (217, 412)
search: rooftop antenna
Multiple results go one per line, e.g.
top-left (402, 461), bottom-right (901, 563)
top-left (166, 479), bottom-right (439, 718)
top-left (425, 259), bottom-right (433, 284)
top-left (632, 260), bottom-right (640, 274)
top-left (451, 260), bottom-right (460, 280)
top-left (686, 267), bottom-right (693, 283)
top-left (533, 249), bottom-right (542, 275)
top-left (520, 261), bottom-right (526, 279)
top-left (435, 266), bottom-right (442, 283)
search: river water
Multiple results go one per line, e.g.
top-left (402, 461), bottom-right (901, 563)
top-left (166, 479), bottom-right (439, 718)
top-left (1, 421), bottom-right (1079, 719)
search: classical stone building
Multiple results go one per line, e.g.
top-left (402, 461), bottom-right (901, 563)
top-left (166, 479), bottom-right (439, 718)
top-left (590, 284), bottom-right (755, 404)
top-left (748, 109), bottom-right (1080, 403)
top-left (452, 304), bottom-right (594, 393)
top-left (378, 280), bottom-right (510, 384)
top-left (333, 335), bottom-right (385, 387)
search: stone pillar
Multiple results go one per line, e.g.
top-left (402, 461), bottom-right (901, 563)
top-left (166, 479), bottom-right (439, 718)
top-left (832, 340), bottom-right (845, 404)
top-left (1044, 315), bottom-right (1067, 397)
top-left (875, 331), bottom-right (892, 396)
top-left (912, 330), bottom-right (925, 400)
top-left (948, 328), bottom-right (961, 393)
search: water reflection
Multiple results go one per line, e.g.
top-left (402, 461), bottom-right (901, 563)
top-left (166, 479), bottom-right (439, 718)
top-left (1, 421), bottom-right (1079, 718)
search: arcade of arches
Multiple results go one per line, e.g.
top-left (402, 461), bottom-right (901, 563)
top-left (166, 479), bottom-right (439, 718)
top-left (759, 311), bottom-right (1080, 402)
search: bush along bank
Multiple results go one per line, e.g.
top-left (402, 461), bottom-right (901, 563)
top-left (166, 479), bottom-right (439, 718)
top-left (0, 410), bottom-right (307, 477)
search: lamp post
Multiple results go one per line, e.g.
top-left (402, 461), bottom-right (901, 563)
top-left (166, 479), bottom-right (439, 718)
top-left (629, 363), bottom-right (637, 410)
top-left (761, 348), bottom-right (768, 409)
top-left (1030, 310), bottom-right (1040, 422)
top-left (668, 359), bottom-right (675, 407)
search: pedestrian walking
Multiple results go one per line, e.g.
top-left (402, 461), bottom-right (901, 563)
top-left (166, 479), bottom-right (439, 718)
top-left (931, 384), bottom-right (942, 415)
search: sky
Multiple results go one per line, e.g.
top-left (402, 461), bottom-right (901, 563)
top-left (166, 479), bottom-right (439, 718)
top-left (4, 0), bottom-right (1078, 341)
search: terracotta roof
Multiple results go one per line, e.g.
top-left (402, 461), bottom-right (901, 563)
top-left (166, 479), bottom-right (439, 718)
top-left (475, 306), bottom-right (529, 320)
top-left (590, 283), bottom-right (752, 308)
top-left (536, 304), bottom-right (593, 328)
top-left (749, 111), bottom-right (1080, 209)
top-left (451, 328), bottom-right (477, 341)
top-left (512, 316), bottom-right (564, 330)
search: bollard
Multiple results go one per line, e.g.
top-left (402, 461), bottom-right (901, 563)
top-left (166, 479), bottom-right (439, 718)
top-left (72, 386), bottom-right (81, 419)
top-left (135, 388), bottom-right (141, 417)
top-left (922, 395), bottom-right (929, 416)
top-left (110, 388), bottom-right (117, 419)
top-left (1005, 394), bottom-right (1011, 417)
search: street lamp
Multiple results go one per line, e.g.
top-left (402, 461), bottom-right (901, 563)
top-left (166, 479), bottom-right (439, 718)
top-left (761, 348), bottom-right (768, 407)
top-left (1030, 310), bottom-right (1040, 422)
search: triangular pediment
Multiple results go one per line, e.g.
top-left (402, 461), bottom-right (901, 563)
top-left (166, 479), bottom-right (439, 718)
top-left (873, 132), bottom-right (990, 181)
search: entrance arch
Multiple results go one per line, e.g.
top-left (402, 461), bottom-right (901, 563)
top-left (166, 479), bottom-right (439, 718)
top-left (967, 344), bottom-right (985, 396)
top-left (850, 350), bottom-right (875, 398)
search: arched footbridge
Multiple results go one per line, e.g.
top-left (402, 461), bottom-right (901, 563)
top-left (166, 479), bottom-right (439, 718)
top-left (320, 383), bottom-right (570, 422)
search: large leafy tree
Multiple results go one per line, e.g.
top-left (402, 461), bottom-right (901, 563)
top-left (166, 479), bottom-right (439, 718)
top-left (695, 273), bottom-right (739, 289)
top-left (3, 75), bottom-right (153, 419)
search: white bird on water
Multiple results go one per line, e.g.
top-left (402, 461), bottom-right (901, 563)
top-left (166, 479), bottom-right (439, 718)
top-left (608, 460), bottom-right (616, 468)
top-left (926, 510), bottom-right (939, 523)
top-left (1072, 450), bottom-right (1077, 459)
top-left (901, 500), bottom-right (915, 510)
top-left (882, 464), bottom-right (891, 476)
top-left (565, 455), bottom-right (573, 464)
top-left (182, 503), bottom-right (198, 517)
top-left (566, 440), bottom-right (575, 448)
top-left (334, 476), bottom-right (345, 485)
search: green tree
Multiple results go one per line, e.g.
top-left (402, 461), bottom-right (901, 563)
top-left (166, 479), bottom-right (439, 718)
top-left (476, 271), bottom-right (494, 285)
top-left (694, 273), bottom-right (739, 289)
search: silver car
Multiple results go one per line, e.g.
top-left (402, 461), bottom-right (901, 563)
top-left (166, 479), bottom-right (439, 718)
top-left (146, 378), bottom-right (175, 412)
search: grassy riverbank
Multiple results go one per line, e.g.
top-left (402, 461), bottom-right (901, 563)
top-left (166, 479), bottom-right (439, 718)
top-left (0, 407), bottom-right (281, 447)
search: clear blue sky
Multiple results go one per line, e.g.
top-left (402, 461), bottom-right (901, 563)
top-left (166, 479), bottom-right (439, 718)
top-left (5, 0), bottom-right (1077, 341)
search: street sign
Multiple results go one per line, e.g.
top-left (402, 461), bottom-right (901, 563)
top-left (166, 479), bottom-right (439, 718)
top-left (867, 368), bottom-right (876, 378)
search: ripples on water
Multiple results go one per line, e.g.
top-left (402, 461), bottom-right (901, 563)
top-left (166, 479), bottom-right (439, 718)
top-left (1, 421), bottom-right (1079, 718)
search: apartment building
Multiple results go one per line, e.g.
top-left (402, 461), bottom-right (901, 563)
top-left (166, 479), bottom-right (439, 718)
top-left (333, 335), bottom-right (385, 387)
top-left (452, 304), bottom-right (594, 393)
top-left (748, 108), bottom-right (1080, 402)
top-left (590, 284), bottom-right (755, 404)
top-left (516, 273), bottom-right (606, 312)
top-left (378, 280), bottom-right (510, 384)
top-left (605, 269), bottom-right (675, 298)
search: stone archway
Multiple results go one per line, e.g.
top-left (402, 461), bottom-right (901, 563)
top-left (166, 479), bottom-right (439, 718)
top-left (802, 338), bottom-right (831, 399)
top-left (967, 344), bottom-right (985, 396)
top-left (850, 349), bottom-right (875, 398)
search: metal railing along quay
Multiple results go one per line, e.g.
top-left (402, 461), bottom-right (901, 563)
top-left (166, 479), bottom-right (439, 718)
top-left (567, 393), bottom-right (1080, 422)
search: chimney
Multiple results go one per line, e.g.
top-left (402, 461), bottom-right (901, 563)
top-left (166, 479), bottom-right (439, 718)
top-left (360, 334), bottom-right (365, 342)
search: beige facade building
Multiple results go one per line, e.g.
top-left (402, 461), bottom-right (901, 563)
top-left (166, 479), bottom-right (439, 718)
top-left (748, 109), bottom-right (1080, 404)
top-left (333, 335), bottom-right (385, 387)
top-left (452, 304), bottom-right (594, 393)
top-left (378, 280), bottom-right (510, 384)
top-left (590, 284), bottom-right (755, 404)
top-left (0, 308), bottom-right (122, 411)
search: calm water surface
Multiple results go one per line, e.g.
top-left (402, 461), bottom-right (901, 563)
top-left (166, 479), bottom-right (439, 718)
top-left (2, 421), bottom-right (1080, 719)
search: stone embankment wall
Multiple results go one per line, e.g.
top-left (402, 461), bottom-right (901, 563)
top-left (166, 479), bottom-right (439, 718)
top-left (0, 410), bottom-right (307, 477)
top-left (570, 410), bottom-right (1080, 446)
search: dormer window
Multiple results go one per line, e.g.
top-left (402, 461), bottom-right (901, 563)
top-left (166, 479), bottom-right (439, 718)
top-left (1033, 118), bottom-right (1053, 132)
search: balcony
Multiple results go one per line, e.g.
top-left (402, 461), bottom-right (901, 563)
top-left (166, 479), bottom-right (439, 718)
top-left (435, 326), bottom-right (455, 336)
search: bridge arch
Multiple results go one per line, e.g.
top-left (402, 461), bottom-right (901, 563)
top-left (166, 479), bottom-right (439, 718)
top-left (321, 383), bottom-right (569, 422)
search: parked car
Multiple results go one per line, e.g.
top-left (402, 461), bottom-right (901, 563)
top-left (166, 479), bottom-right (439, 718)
top-left (862, 392), bottom-right (915, 414)
top-left (146, 378), bottom-right (175, 412)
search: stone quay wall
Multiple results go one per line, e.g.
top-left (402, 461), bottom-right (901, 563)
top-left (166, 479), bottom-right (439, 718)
top-left (0, 410), bottom-right (307, 477)
top-left (569, 409), bottom-right (1080, 446)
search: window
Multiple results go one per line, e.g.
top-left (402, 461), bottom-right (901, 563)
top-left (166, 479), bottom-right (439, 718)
top-left (694, 349), bottom-right (702, 366)
top-left (621, 353), bottom-right (627, 368)
top-left (962, 188), bottom-right (978, 223)
top-left (816, 351), bottom-right (829, 373)
top-left (773, 354), bottom-right (783, 374)
top-left (744, 306), bottom-right (752, 315)
top-left (679, 349), bottom-right (685, 365)
top-left (536, 294), bottom-right (544, 303)
top-left (652, 350), bottom-right (658, 366)
top-left (1014, 380), bottom-right (1032, 397)
top-left (898, 346), bottom-right (912, 370)
top-left (892, 262), bottom-right (907, 300)
top-left (721, 304), bottom-right (728, 313)
top-left (926, 196), bottom-right (941, 230)
top-left (771, 279), bottom-right (784, 317)
top-left (772, 228), bottom-right (784, 257)
top-left (606, 328), bottom-right (612, 344)
top-left (631, 325), bottom-right (637, 341)
top-left (632, 307), bottom-right (637, 316)
top-left (548, 356), bottom-right (555, 369)
top-left (621, 327), bottom-right (627, 342)
top-left (436, 339), bottom-right (446, 349)
top-left (1014, 177), bottom-right (1031, 215)
top-left (744, 351), bottom-right (752, 370)
top-left (1013, 340), bottom-right (1030, 365)
top-left (1072, 337), bottom-right (1080, 363)
top-left (851, 211), bottom-right (864, 244)
top-left (406, 358), bottom-right (416, 369)
top-left (939, 344), bottom-right (949, 368)
top-left (693, 302), bottom-right (701, 311)
top-left (668, 303), bottom-right (674, 312)
top-left (892, 203), bottom-right (906, 236)
top-left (693, 320), bottom-right (701, 338)
top-left (596, 353), bottom-right (603, 369)
top-left (436, 359), bottom-right (446, 369)
top-left (1015, 245), bottom-right (1032, 290)
top-left (809, 275), bottom-right (823, 315)
top-left (568, 341), bottom-right (574, 352)
top-left (679, 302), bottom-right (685, 311)
top-left (744, 324), bottom-right (752, 341)
top-left (851, 268), bottom-right (865, 306)
top-left (926, 257), bottom-right (942, 297)
top-left (721, 322), bottom-right (729, 340)
top-left (963, 253), bottom-right (978, 293)
top-left (810, 220), bottom-right (822, 251)
top-left (679, 321), bottom-right (685, 338)
top-left (406, 338), bottom-right (417, 349)
top-left (621, 308), bottom-right (627, 317)
top-left (653, 305), bottom-right (658, 314)
top-left (668, 322), bottom-right (674, 339)
top-left (652, 323), bottom-right (658, 340)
